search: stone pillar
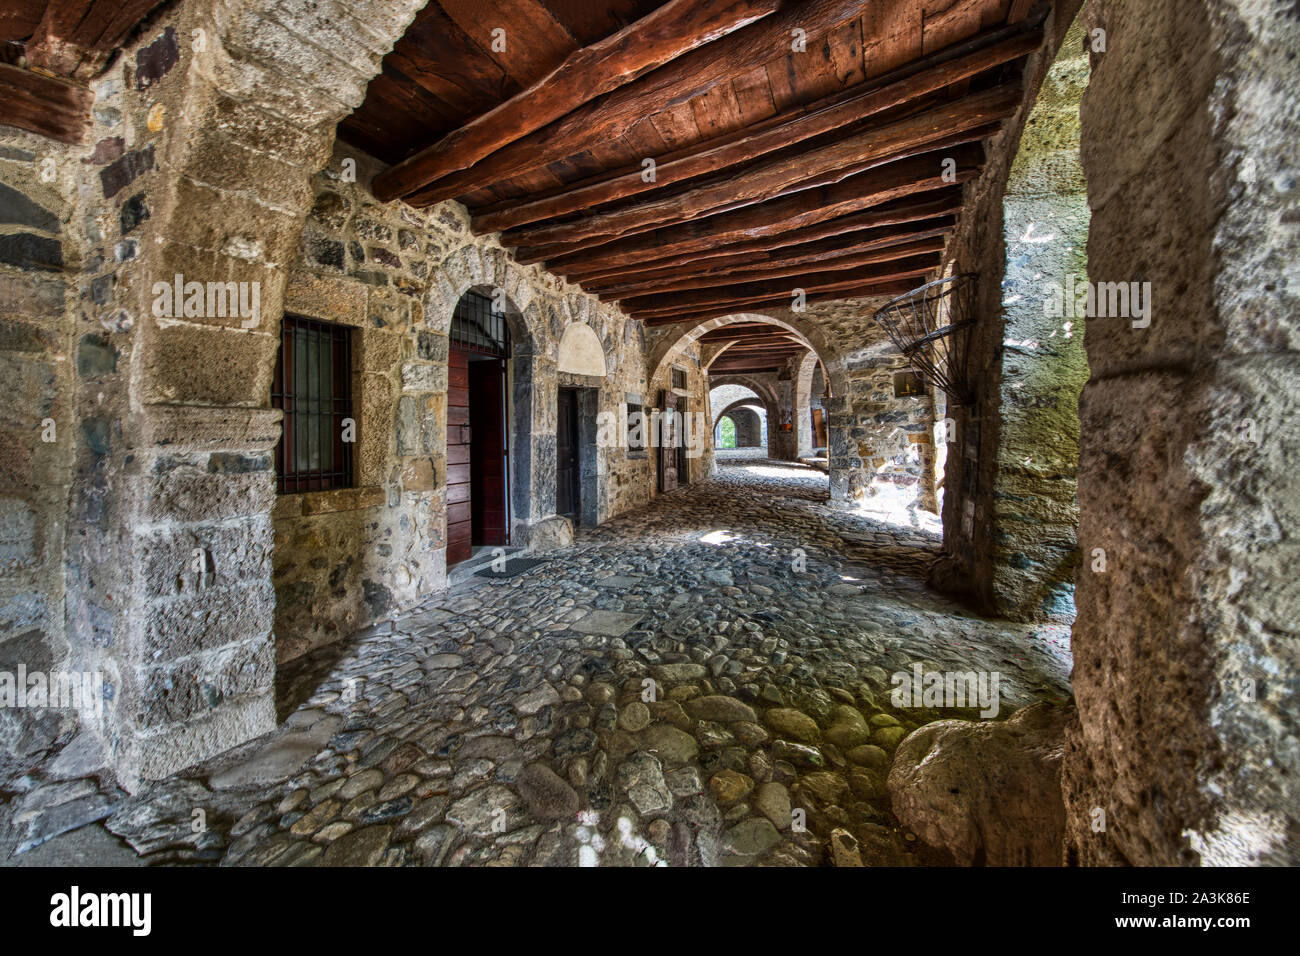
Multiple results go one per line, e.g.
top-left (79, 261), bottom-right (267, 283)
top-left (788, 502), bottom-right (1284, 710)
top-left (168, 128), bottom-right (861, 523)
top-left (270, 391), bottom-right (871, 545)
top-left (1062, 0), bottom-right (1299, 865)
top-left (929, 0), bottom-right (1084, 615)
top-left (825, 392), bottom-right (861, 505)
top-left (770, 375), bottom-right (797, 460)
top-left (514, 353), bottom-right (574, 550)
top-left (0, 128), bottom-right (81, 783)
top-left (65, 0), bottom-right (423, 789)
top-left (793, 359), bottom-right (811, 458)
top-left (985, 21), bottom-right (1090, 620)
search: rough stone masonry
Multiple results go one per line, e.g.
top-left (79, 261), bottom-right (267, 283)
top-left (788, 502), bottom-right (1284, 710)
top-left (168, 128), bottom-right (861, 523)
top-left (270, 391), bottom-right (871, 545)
top-left (0, 0), bottom-right (1295, 872)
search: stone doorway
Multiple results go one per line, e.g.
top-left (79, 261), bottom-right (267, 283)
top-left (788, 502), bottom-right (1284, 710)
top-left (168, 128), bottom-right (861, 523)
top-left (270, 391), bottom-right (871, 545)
top-left (558, 386), bottom-right (601, 528)
top-left (448, 291), bottom-right (512, 567)
top-left (556, 386), bottom-right (580, 523)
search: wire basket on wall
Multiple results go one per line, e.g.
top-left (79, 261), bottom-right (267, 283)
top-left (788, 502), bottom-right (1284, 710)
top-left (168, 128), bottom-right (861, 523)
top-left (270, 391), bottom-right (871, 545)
top-left (870, 272), bottom-right (978, 406)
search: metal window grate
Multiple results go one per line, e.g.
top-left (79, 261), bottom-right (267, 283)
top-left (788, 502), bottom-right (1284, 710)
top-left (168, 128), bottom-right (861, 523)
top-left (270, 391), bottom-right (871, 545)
top-left (626, 402), bottom-right (645, 452)
top-left (870, 272), bottom-right (978, 406)
top-left (671, 366), bottom-right (686, 390)
top-left (271, 315), bottom-right (354, 494)
top-left (451, 290), bottom-right (510, 357)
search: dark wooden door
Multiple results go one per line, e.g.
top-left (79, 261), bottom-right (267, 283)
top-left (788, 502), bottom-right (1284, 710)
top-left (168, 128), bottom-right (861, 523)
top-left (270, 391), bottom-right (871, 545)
top-left (659, 389), bottom-right (678, 492)
top-left (446, 344), bottom-right (472, 566)
top-left (469, 358), bottom-right (508, 547)
top-left (556, 388), bottom-right (580, 522)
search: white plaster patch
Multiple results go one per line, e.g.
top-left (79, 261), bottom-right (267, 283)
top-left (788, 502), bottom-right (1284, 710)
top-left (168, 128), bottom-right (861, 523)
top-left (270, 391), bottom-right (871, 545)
top-left (557, 322), bottom-right (607, 377)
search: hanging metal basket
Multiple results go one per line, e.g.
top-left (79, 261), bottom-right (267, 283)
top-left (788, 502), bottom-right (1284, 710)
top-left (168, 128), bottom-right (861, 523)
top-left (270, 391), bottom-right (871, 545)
top-left (870, 272), bottom-right (978, 406)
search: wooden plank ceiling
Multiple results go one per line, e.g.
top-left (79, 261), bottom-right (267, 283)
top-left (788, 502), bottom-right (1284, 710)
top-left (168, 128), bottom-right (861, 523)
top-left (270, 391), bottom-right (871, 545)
top-left (0, 0), bottom-right (169, 143)
top-left (700, 322), bottom-right (815, 376)
top-left (351, 0), bottom-right (1050, 371)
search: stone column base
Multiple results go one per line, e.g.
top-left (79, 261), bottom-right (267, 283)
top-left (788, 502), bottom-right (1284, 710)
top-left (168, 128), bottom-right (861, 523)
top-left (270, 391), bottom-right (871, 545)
top-left (514, 515), bottom-right (574, 552)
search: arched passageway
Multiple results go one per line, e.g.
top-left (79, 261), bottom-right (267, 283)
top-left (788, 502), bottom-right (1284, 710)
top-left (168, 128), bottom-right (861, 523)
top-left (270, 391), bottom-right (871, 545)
top-left (715, 403), bottom-right (765, 451)
top-left (651, 312), bottom-right (857, 489)
top-left (2, 0), bottom-right (1293, 878)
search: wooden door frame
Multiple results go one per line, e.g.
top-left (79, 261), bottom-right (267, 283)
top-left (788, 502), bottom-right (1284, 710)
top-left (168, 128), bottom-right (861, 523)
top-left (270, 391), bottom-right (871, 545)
top-left (557, 385), bottom-right (580, 523)
top-left (473, 356), bottom-right (511, 546)
top-left (659, 388), bottom-right (679, 493)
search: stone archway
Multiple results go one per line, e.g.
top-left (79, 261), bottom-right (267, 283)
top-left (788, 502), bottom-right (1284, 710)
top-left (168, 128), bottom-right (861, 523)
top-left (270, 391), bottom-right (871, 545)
top-left (715, 402), bottom-right (765, 450)
top-left (648, 311), bottom-right (846, 398)
top-left (424, 252), bottom-right (571, 552)
top-left (708, 375), bottom-right (780, 459)
top-left (708, 377), bottom-right (779, 414)
top-left (794, 351), bottom-right (824, 457)
top-left (652, 313), bottom-right (849, 498)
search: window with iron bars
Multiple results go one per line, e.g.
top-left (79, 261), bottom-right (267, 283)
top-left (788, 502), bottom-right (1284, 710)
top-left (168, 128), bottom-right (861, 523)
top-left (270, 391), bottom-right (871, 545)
top-left (451, 290), bottom-right (510, 357)
top-left (271, 315), bottom-right (354, 494)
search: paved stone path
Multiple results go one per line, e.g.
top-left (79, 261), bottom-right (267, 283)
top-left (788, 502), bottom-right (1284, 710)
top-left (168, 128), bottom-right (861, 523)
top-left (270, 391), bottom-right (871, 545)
top-left (12, 460), bottom-right (1072, 866)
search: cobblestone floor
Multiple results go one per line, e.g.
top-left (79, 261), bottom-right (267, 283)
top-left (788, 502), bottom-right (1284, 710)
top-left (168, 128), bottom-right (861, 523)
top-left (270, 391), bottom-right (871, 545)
top-left (8, 460), bottom-right (1073, 866)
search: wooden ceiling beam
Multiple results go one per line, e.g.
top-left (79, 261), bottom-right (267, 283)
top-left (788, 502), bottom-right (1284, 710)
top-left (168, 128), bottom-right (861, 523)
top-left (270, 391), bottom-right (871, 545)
top-left (0, 62), bottom-right (92, 144)
top-left (710, 356), bottom-right (800, 367)
top-left (641, 277), bottom-right (922, 327)
top-left (711, 346), bottom-right (804, 357)
top-left (623, 252), bottom-right (940, 316)
top-left (394, 0), bottom-right (885, 206)
top-left (710, 361), bottom-right (803, 373)
top-left (583, 219), bottom-right (953, 294)
top-left (500, 82), bottom-right (1019, 251)
top-left (702, 336), bottom-right (804, 348)
top-left (699, 327), bottom-right (803, 341)
top-left (561, 193), bottom-right (962, 284)
top-left (23, 0), bottom-right (165, 78)
top-left (717, 338), bottom-right (806, 351)
top-left (595, 231), bottom-right (951, 299)
top-left (371, 0), bottom-right (784, 203)
top-left (523, 143), bottom-right (985, 268)
top-left (471, 18), bottom-right (1044, 233)
top-left (718, 356), bottom-right (804, 366)
top-left (710, 358), bottom-right (807, 373)
top-left (710, 346), bottom-right (806, 357)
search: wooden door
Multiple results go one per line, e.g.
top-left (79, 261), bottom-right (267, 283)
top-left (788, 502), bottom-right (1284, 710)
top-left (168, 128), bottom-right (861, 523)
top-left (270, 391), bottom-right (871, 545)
top-left (469, 358), bottom-right (508, 547)
top-left (556, 388), bottom-right (580, 522)
top-left (675, 395), bottom-right (689, 486)
top-left (446, 344), bottom-right (472, 566)
top-left (659, 389), bottom-right (678, 492)
top-left (812, 407), bottom-right (827, 448)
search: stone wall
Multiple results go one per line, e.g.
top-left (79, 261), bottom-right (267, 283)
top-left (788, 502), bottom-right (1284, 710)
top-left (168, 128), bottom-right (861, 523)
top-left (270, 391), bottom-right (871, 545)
top-left (798, 297), bottom-right (941, 512)
top-left (646, 336), bottom-right (713, 486)
top-left (726, 407), bottom-right (763, 448)
top-left (929, 1), bottom-right (1085, 617)
top-left (933, 14), bottom-right (1090, 621)
top-left (22, 0), bottom-right (427, 789)
top-left (1062, 0), bottom-right (1300, 866)
top-left (0, 127), bottom-right (83, 783)
top-left (272, 141), bottom-right (658, 662)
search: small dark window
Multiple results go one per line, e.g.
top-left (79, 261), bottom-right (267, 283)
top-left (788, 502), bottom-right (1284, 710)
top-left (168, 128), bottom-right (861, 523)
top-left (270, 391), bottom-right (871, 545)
top-left (893, 369), bottom-right (925, 397)
top-left (451, 290), bottom-right (509, 357)
top-left (627, 401), bottom-right (646, 457)
top-left (272, 315), bottom-right (354, 494)
top-left (671, 366), bottom-right (687, 390)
